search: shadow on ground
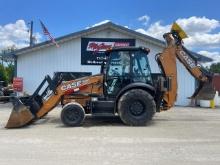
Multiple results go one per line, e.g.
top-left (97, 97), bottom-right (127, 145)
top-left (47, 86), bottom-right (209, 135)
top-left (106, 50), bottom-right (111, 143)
top-left (47, 115), bottom-right (155, 128)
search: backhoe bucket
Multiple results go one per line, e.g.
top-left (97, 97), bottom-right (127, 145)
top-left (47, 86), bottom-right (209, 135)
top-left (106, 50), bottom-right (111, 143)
top-left (191, 81), bottom-right (216, 100)
top-left (5, 98), bottom-right (34, 128)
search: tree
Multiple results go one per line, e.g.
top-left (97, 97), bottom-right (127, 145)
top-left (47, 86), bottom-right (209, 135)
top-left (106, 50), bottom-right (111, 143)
top-left (5, 63), bottom-right (15, 83)
top-left (209, 62), bottom-right (220, 73)
top-left (0, 64), bottom-right (8, 85)
top-left (1, 45), bottom-right (17, 54)
top-left (0, 45), bottom-right (16, 84)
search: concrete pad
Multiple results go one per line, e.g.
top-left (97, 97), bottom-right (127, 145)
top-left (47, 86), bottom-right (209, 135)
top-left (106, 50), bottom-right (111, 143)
top-left (0, 103), bottom-right (220, 165)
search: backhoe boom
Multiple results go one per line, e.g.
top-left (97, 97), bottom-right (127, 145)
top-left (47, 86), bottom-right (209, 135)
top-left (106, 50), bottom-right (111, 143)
top-left (156, 23), bottom-right (215, 110)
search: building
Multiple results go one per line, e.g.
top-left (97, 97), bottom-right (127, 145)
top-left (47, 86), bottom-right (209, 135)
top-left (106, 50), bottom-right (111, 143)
top-left (3, 22), bottom-right (212, 106)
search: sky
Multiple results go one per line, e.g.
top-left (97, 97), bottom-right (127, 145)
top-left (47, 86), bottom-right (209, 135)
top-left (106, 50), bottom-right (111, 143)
top-left (0, 0), bottom-right (220, 64)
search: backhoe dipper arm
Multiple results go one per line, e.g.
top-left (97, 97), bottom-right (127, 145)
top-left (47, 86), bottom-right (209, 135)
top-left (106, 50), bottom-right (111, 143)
top-left (176, 46), bottom-right (209, 82)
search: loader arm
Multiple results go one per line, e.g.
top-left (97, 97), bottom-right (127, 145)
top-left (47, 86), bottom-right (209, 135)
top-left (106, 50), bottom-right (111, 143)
top-left (6, 75), bottom-right (103, 128)
top-left (156, 24), bottom-right (215, 110)
top-left (36, 75), bottom-right (102, 118)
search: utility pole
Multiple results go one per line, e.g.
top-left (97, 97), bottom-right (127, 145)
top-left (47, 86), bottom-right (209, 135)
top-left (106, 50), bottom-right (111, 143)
top-left (29, 21), bottom-right (33, 47)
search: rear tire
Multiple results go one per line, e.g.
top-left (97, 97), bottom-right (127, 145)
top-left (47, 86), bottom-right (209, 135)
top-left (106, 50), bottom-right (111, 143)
top-left (118, 89), bottom-right (156, 126)
top-left (61, 103), bottom-right (85, 126)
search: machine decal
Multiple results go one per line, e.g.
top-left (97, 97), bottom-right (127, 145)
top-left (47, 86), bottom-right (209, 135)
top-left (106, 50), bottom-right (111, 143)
top-left (61, 79), bottom-right (89, 91)
top-left (179, 50), bottom-right (196, 68)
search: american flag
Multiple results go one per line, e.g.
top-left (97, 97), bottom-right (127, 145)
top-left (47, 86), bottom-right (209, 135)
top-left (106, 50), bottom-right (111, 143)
top-left (40, 20), bottom-right (59, 48)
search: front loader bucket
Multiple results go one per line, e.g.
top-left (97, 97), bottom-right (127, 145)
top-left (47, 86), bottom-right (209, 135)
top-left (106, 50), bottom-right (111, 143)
top-left (5, 98), bottom-right (34, 128)
top-left (191, 81), bottom-right (216, 100)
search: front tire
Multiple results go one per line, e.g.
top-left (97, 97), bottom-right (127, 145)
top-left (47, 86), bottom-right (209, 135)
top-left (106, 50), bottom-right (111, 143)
top-left (61, 103), bottom-right (85, 126)
top-left (118, 89), bottom-right (156, 126)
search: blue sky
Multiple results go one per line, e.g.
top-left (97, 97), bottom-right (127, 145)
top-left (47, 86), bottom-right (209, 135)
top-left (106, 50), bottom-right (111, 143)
top-left (0, 0), bottom-right (220, 63)
top-left (0, 0), bottom-right (219, 36)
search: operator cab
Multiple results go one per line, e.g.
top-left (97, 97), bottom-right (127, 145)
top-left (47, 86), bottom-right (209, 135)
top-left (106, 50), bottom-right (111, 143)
top-left (104, 47), bottom-right (152, 97)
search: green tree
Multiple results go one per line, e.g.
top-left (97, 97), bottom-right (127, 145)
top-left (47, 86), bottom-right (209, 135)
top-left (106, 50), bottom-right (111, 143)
top-left (0, 45), bottom-right (16, 84)
top-left (0, 64), bottom-right (8, 85)
top-left (209, 62), bottom-right (220, 73)
top-left (5, 63), bottom-right (15, 83)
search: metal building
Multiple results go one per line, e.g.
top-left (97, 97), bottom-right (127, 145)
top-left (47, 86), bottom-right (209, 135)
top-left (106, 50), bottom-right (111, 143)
top-left (4, 22), bottom-right (212, 106)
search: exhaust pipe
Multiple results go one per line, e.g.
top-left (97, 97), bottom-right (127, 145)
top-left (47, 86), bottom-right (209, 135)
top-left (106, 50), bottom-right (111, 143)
top-left (5, 97), bottom-right (34, 128)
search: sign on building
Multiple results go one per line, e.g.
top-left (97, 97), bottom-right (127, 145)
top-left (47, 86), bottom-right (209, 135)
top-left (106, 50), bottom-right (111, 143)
top-left (81, 38), bottom-right (135, 65)
top-left (13, 77), bottom-right (23, 92)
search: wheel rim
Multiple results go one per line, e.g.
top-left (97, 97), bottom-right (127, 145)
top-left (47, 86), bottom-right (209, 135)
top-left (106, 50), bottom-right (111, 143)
top-left (66, 109), bottom-right (80, 122)
top-left (129, 100), bottom-right (145, 116)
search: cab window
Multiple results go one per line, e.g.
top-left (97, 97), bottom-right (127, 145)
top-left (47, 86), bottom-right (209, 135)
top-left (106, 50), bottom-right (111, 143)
top-left (107, 51), bottom-right (130, 77)
top-left (132, 51), bottom-right (152, 84)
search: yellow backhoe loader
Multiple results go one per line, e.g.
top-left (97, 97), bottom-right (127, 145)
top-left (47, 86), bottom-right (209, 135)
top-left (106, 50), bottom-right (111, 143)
top-left (4, 23), bottom-right (216, 128)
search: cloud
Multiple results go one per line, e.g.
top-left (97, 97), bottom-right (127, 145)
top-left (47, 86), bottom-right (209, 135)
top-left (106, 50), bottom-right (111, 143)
top-left (135, 28), bottom-right (148, 35)
top-left (138, 15), bottom-right (150, 26)
top-left (0, 20), bottom-right (41, 51)
top-left (176, 16), bottom-right (219, 34)
top-left (184, 32), bottom-right (220, 48)
top-left (136, 16), bottom-right (220, 66)
top-left (135, 16), bottom-right (220, 49)
top-left (198, 51), bottom-right (220, 67)
top-left (136, 21), bottom-right (170, 39)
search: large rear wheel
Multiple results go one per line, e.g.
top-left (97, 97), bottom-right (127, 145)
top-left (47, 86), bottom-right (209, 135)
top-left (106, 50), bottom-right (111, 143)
top-left (118, 89), bottom-right (156, 126)
top-left (61, 103), bottom-right (85, 126)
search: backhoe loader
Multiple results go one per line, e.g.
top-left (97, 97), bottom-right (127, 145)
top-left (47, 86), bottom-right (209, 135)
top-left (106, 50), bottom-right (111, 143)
top-left (4, 23), bottom-right (216, 128)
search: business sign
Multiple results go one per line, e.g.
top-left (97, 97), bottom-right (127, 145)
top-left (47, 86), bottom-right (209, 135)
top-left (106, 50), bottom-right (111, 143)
top-left (81, 38), bottom-right (135, 65)
top-left (13, 77), bottom-right (23, 92)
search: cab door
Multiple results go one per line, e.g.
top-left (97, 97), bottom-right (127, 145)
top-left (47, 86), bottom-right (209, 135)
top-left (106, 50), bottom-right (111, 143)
top-left (105, 51), bottom-right (131, 97)
top-left (131, 51), bottom-right (153, 84)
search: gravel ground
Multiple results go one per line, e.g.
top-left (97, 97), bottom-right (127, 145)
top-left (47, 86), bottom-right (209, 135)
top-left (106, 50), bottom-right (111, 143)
top-left (0, 103), bottom-right (220, 165)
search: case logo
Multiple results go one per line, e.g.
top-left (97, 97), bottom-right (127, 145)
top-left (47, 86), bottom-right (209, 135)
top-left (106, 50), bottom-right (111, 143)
top-left (61, 79), bottom-right (89, 91)
top-left (179, 50), bottom-right (196, 68)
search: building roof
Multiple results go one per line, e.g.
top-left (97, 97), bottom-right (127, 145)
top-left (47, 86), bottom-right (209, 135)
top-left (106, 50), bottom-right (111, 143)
top-left (190, 51), bottom-right (213, 62)
top-left (2, 21), bottom-right (212, 62)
